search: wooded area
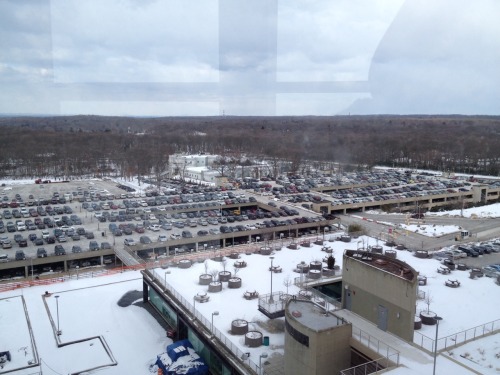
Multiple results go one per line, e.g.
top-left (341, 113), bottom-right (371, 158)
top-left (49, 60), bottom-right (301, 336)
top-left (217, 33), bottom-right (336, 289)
top-left (0, 115), bottom-right (499, 179)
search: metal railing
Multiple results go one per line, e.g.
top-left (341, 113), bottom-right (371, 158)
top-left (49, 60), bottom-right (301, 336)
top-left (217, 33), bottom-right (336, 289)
top-left (351, 326), bottom-right (400, 367)
top-left (340, 355), bottom-right (398, 375)
top-left (413, 318), bottom-right (500, 352)
top-left (293, 268), bottom-right (342, 287)
top-left (151, 269), bottom-right (261, 374)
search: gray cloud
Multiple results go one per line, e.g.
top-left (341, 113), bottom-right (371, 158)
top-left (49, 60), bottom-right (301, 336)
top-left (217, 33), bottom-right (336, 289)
top-left (0, 0), bottom-right (498, 116)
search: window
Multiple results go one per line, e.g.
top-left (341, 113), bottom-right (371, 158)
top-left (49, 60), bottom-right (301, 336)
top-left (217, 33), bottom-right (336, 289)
top-left (285, 319), bottom-right (309, 347)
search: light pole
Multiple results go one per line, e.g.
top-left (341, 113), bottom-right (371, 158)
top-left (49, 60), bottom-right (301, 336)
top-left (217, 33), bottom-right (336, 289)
top-left (204, 243), bottom-right (207, 252)
top-left (269, 256), bottom-right (275, 303)
top-left (323, 227), bottom-right (329, 241)
top-left (76, 266), bottom-right (79, 280)
top-left (55, 295), bottom-right (61, 335)
top-left (259, 353), bottom-right (268, 375)
top-left (433, 316), bottom-right (443, 375)
top-left (211, 311), bottom-right (219, 333)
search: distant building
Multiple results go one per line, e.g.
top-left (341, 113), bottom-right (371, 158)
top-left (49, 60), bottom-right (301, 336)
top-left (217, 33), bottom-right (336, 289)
top-left (168, 154), bottom-right (218, 183)
top-left (168, 153), bottom-right (269, 184)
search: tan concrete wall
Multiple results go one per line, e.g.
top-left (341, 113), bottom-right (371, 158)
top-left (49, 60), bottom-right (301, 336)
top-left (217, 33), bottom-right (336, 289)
top-left (343, 256), bottom-right (417, 342)
top-left (284, 311), bottom-right (352, 375)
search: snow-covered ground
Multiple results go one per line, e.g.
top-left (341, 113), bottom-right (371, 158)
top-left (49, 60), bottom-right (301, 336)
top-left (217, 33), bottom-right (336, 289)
top-left (0, 176), bottom-right (499, 374)
top-left (367, 202), bottom-right (500, 219)
top-left (399, 223), bottom-right (461, 237)
top-left (428, 203), bottom-right (500, 219)
top-left (1, 231), bottom-right (499, 374)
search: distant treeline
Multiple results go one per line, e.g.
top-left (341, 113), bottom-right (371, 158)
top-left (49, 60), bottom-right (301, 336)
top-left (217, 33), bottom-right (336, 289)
top-left (0, 114), bottom-right (499, 178)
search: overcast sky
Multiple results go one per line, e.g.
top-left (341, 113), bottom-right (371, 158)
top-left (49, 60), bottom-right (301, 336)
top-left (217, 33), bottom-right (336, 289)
top-left (0, 0), bottom-right (499, 116)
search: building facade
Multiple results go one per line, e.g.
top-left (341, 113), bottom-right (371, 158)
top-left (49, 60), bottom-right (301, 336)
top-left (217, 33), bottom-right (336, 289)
top-left (284, 299), bottom-right (352, 375)
top-left (341, 250), bottom-right (418, 342)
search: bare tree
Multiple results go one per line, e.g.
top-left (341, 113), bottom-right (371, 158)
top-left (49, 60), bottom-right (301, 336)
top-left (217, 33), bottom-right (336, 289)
top-left (210, 269), bottom-right (219, 282)
top-left (283, 275), bottom-right (292, 295)
top-left (424, 292), bottom-right (433, 313)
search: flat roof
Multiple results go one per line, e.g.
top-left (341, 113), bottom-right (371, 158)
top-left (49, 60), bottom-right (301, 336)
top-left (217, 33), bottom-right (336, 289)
top-left (287, 299), bottom-right (348, 331)
top-left (344, 250), bottom-right (417, 282)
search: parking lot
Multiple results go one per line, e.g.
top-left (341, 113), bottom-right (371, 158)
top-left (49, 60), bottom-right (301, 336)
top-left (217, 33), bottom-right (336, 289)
top-left (0, 179), bottom-right (332, 279)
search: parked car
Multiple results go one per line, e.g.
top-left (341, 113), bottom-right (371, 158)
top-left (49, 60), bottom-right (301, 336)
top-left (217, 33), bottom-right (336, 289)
top-left (124, 238), bottom-right (136, 246)
top-left (458, 246), bottom-right (479, 257)
top-left (140, 236), bottom-right (152, 244)
top-left (54, 245), bottom-right (66, 256)
top-left (482, 265), bottom-right (500, 277)
top-left (37, 248), bottom-right (47, 258)
top-left (158, 234), bottom-right (168, 242)
top-left (149, 224), bottom-right (161, 232)
top-left (15, 250), bottom-right (26, 260)
top-left (71, 245), bottom-right (82, 253)
top-left (89, 241), bottom-right (99, 251)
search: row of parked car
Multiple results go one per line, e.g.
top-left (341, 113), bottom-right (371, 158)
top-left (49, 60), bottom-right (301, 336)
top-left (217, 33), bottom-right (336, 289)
top-left (0, 238), bottom-right (112, 263)
top-left (0, 213), bottom-right (83, 234)
top-left (435, 242), bottom-right (500, 259)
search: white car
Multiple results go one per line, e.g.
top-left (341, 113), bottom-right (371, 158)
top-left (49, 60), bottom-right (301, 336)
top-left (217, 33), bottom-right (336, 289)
top-left (158, 235), bottom-right (167, 242)
top-left (170, 233), bottom-right (181, 240)
top-left (124, 238), bottom-right (136, 246)
top-left (149, 224), bottom-right (160, 232)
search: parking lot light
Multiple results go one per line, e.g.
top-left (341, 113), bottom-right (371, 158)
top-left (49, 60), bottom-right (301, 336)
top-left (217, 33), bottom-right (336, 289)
top-left (211, 311), bottom-right (219, 333)
top-left (259, 353), bottom-right (268, 375)
top-left (55, 295), bottom-right (61, 336)
top-left (164, 270), bottom-right (171, 287)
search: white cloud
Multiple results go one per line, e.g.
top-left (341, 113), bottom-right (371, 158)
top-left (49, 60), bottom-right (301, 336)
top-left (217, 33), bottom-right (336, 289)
top-left (60, 100), bottom-right (220, 117)
top-left (277, 0), bottom-right (405, 82)
top-left (50, 0), bottom-right (219, 83)
top-left (0, 0), bottom-right (499, 115)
